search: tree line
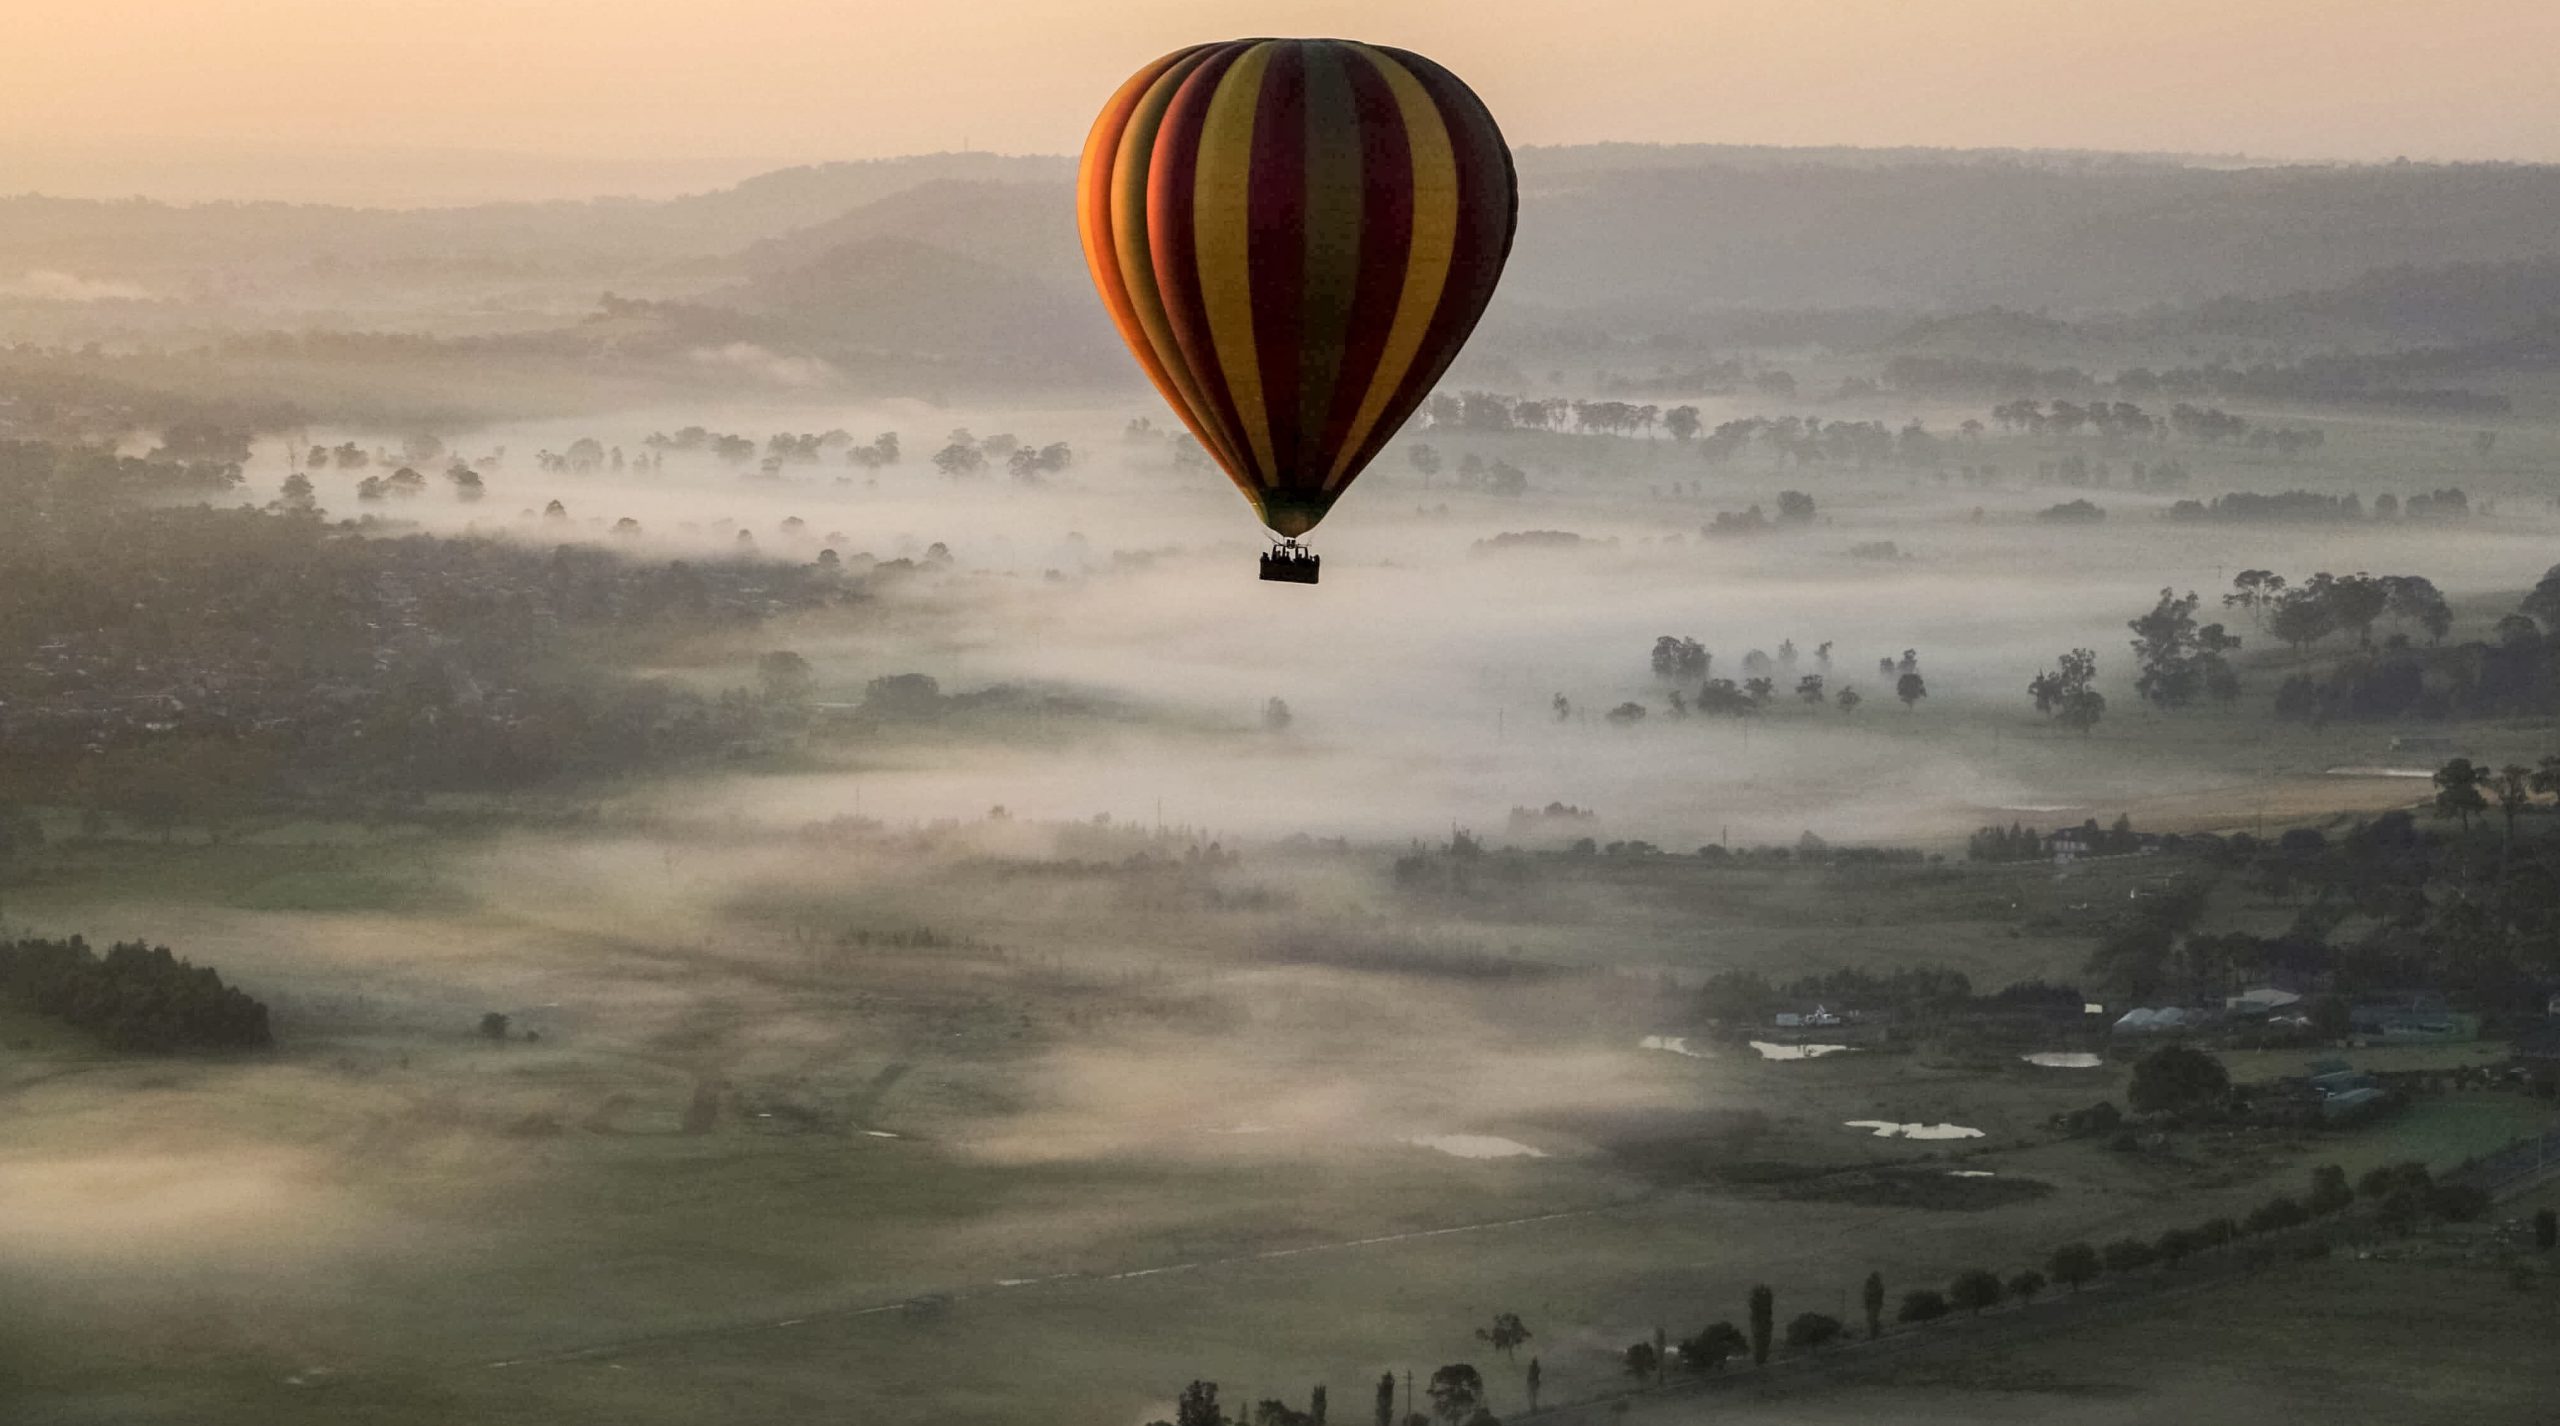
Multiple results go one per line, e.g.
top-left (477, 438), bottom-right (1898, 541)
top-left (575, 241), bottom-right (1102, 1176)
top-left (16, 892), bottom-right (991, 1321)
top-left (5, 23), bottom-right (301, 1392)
top-left (0, 935), bottom-right (271, 1052)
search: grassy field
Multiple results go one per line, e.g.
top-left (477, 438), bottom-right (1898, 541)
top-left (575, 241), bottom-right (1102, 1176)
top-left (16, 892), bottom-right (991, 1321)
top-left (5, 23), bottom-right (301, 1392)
top-left (4, 821), bottom-right (2553, 1426)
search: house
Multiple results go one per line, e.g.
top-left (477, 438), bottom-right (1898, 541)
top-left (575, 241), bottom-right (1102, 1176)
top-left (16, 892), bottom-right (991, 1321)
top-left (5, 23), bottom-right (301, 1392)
top-left (2351, 993), bottom-right (2478, 1044)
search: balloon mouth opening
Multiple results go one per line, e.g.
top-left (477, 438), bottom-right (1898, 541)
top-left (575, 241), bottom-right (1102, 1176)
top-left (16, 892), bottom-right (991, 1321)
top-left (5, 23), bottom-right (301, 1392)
top-left (1258, 494), bottom-right (1335, 538)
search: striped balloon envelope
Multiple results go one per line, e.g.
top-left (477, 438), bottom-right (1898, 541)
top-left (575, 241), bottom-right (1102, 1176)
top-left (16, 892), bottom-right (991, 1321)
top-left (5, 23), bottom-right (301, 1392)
top-left (1078, 39), bottom-right (1517, 554)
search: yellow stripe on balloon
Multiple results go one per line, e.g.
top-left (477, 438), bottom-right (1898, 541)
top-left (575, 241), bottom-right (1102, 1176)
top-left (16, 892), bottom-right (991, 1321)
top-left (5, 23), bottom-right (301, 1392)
top-left (1193, 41), bottom-right (1279, 484)
top-left (1327, 45), bottom-right (1457, 489)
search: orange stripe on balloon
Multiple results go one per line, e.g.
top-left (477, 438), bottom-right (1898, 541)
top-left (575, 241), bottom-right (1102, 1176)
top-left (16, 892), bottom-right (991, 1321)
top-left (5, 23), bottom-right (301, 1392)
top-left (1079, 48), bottom-right (1201, 458)
top-left (1112, 47), bottom-right (1253, 486)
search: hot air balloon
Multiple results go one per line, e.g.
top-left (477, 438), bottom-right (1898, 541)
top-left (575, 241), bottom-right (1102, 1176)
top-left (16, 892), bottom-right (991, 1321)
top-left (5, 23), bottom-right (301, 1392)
top-left (1078, 39), bottom-right (1517, 583)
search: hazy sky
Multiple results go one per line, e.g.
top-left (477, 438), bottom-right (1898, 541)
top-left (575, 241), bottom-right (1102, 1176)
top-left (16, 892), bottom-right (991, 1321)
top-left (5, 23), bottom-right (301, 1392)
top-left (9, 0), bottom-right (2557, 203)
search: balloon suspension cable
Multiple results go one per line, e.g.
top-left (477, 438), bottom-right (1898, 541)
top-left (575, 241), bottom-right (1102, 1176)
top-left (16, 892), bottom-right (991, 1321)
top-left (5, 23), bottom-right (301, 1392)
top-left (1257, 536), bottom-right (1321, 585)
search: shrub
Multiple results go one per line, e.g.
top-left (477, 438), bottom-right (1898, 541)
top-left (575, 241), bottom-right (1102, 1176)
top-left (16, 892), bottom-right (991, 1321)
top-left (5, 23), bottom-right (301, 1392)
top-left (2101, 1238), bottom-right (2158, 1273)
top-left (1947, 1269), bottom-right (2004, 1315)
top-left (1680, 1322), bottom-right (1748, 1373)
top-left (1784, 1313), bottom-right (1843, 1351)
top-left (2426, 1183), bottom-right (2491, 1223)
top-left (2127, 1044), bottom-right (2230, 1115)
top-left (2048, 1242), bottom-right (2101, 1291)
top-left (2359, 1161), bottom-right (2431, 1199)
top-left (2005, 1268), bottom-right (2047, 1303)
top-left (2154, 1227), bottom-right (2203, 1267)
top-left (1897, 1289), bottom-right (1950, 1324)
top-left (2244, 1194), bottom-right (2308, 1235)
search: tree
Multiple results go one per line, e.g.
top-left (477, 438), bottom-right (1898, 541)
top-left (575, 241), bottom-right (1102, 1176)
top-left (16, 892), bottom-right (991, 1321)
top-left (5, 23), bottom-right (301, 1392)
top-left (1375, 1373), bottom-right (1395, 1426)
top-left (2006, 1268), bottom-right (2047, 1303)
top-left (1783, 1313), bottom-right (1843, 1351)
top-left (2129, 588), bottom-right (2241, 708)
top-left (1174, 1381), bottom-right (1223, 1426)
top-left (2048, 1242), bottom-right (2101, 1292)
top-left (1650, 636), bottom-right (1709, 681)
top-left (2383, 575), bottom-right (2452, 644)
top-left (1620, 1341), bottom-right (1656, 1380)
top-left (757, 650), bottom-right (814, 702)
top-left (1835, 686), bottom-right (1862, 714)
top-left (1426, 1365), bottom-right (1482, 1425)
top-left (2307, 1164), bottom-right (2354, 1216)
top-left (1948, 1268), bottom-right (2004, 1315)
top-left (932, 440), bottom-right (988, 478)
top-left (1896, 1289), bottom-right (1949, 1323)
top-left (1475, 1313), bottom-right (1530, 1362)
top-left (1861, 1270), bottom-right (1885, 1338)
top-left (1523, 1359), bottom-right (1540, 1414)
top-left (2127, 1043), bottom-right (2229, 1115)
top-left (2494, 763), bottom-right (2532, 853)
top-left (2531, 754), bottom-right (2560, 806)
top-left (1747, 1285), bottom-right (1773, 1365)
top-left (2224, 569), bottom-right (2287, 625)
top-left (2269, 587), bottom-right (2337, 654)
top-left (2028, 648), bottom-right (2106, 733)
top-left (1796, 674), bottom-right (1826, 704)
top-left (2432, 758), bottom-right (2488, 832)
top-left (1896, 672), bottom-right (1927, 710)
top-left (2536, 1208), bottom-right (2556, 1251)
top-left (1264, 698), bottom-right (1294, 733)
top-left (1312, 1386), bottom-right (1327, 1425)
top-left (478, 1011), bottom-right (511, 1041)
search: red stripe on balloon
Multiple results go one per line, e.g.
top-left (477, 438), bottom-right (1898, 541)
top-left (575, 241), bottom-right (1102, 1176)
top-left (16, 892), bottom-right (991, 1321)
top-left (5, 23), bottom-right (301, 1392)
top-left (1146, 42), bottom-right (1256, 485)
top-left (1248, 41), bottom-right (1309, 488)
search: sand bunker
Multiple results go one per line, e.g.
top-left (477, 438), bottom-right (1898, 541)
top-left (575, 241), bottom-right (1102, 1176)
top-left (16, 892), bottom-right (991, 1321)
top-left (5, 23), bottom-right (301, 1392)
top-left (1638, 1035), bottom-right (1711, 1059)
top-left (1751, 1041), bottom-right (1853, 1060)
top-left (1405, 1134), bottom-right (1546, 1159)
top-left (1844, 1120), bottom-right (1984, 1140)
top-left (2022, 1052), bottom-right (2102, 1069)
